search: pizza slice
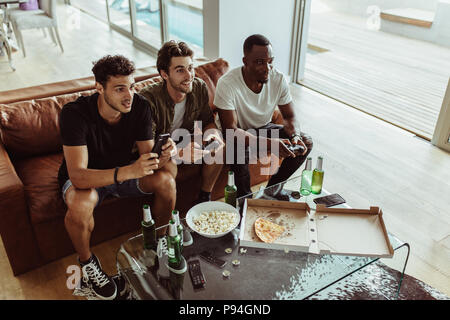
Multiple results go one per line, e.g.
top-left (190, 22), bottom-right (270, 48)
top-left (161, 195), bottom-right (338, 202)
top-left (254, 217), bottom-right (285, 243)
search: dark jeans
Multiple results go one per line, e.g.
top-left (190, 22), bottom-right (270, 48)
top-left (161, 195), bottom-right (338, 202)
top-left (228, 123), bottom-right (313, 198)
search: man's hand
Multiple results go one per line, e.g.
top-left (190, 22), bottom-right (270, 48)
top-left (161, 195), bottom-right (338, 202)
top-left (290, 134), bottom-right (308, 156)
top-left (203, 130), bottom-right (225, 156)
top-left (158, 138), bottom-right (176, 168)
top-left (129, 153), bottom-right (159, 178)
top-left (177, 141), bottom-right (208, 163)
top-left (268, 138), bottom-right (295, 158)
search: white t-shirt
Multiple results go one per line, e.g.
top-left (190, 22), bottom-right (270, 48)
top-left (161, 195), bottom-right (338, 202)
top-left (213, 67), bottom-right (292, 130)
top-left (170, 99), bottom-right (187, 133)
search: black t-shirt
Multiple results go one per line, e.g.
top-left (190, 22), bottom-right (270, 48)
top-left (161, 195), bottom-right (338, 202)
top-left (57, 92), bottom-right (153, 188)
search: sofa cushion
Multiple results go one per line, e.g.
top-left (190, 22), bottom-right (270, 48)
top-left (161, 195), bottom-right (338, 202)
top-left (14, 153), bottom-right (138, 225)
top-left (14, 153), bottom-right (66, 224)
top-left (0, 90), bottom-right (96, 159)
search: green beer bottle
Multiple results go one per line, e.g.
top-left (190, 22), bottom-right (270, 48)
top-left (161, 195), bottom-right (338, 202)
top-left (142, 204), bottom-right (157, 250)
top-left (311, 156), bottom-right (324, 194)
top-left (167, 219), bottom-right (182, 269)
top-left (300, 157), bottom-right (313, 196)
top-left (171, 209), bottom-right (184, 252)
top-left (225, 171), bottom-right (237, 207)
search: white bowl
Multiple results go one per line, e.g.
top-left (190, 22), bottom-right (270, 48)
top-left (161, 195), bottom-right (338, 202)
top-left (186, 201), bottom-right (240, 238)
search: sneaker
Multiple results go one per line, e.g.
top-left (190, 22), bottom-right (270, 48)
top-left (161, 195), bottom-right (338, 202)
top-left (112, 274), bottom-right (130, 300)
top-left (79, 254), bottom-right (117, 300)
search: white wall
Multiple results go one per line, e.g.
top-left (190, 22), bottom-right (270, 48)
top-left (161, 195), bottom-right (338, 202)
top-left (203, 0), bottom-right (296, 76)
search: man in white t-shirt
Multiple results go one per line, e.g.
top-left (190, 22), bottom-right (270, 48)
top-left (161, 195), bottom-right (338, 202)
top-left (140, 41), bottom-right (224, 204)
top-left (214, 34), bottom-right (313, 199)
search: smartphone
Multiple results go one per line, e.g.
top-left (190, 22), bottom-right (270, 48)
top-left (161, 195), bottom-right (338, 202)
top-left (313, 193), bottom-right (346, 207)
top-left (151, 133), bottom-right (170, 156)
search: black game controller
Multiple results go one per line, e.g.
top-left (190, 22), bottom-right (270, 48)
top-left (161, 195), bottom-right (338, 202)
top-left (287, 144), bottom-right (305, 155)
top-left (202, 138), bottom-right (220, 150)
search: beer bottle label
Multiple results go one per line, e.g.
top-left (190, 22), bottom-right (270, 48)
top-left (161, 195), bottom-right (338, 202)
top-left (168, 247), bottom-right (175, 259)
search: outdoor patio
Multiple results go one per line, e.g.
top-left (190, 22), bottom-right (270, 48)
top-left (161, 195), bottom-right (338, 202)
top-left (302, 5), bottom-right (450, 140)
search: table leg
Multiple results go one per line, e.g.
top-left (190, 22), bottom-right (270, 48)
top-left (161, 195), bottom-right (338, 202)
top-left (0, 32), bottom-right (15, 71)
top-left (0, 7), bottom-right (15, 72)
top-left (394, 242), bottom-right (410, 299)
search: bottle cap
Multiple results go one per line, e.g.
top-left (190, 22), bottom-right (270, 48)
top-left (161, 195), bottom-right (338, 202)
top-left (228, 171), bottom-right (235, 186)
top-left (305, 157), bottom-right (312, 171)
top-left (172, 210), bottom-right (180, 224)
top-left (168, 219), bottom-right (178, 237)
top-left (316, 156), bottom-right (323, 171)
top-left (143, 204), bottom-right (152, 222)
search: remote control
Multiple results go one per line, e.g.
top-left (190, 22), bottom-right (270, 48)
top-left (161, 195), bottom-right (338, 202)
top-left (199, 251), bottom-right (227, 268)
top-left (188, 259), bottom-right (206, 290)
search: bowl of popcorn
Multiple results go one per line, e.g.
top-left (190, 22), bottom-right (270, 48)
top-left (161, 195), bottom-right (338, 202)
top-left (186, 201), bottom-right (240, 238)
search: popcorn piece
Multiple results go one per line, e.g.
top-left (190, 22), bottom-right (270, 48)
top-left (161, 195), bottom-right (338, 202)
top-left (192, 210), bottom-right (238, 235)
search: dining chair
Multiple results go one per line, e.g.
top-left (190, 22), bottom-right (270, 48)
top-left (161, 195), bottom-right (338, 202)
top-left (9, 0), bottom-right (64, 57)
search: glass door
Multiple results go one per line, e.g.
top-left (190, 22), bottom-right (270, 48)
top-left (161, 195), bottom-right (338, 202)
top-left (108, 0), bottom-right (132, 33)
top-left (165, 0), bottom-right (203, 57)
top-left (68, 0), bottom-right (204, 57)
top-left (133, 0), bottom-right (162, 49)
top-left (70, 0), bottom-right (109, 22)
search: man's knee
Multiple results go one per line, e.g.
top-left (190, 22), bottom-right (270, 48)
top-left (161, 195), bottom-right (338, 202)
top-left (141, 170), bottom-right (176, 196)
top-left (65, 188), bottom-right (97, 224)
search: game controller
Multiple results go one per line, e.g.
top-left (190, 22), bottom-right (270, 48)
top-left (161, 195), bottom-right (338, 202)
top-left (286, 144), bottom-right (305, 155)
top-left (202, 138), bottom-right (220, 150)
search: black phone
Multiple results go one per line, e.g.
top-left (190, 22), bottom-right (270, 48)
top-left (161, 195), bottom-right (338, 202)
top-left (152, 133), bottom-right (170, 156)
top-left (199, 251), bottom-right (227, 268)
top-left (313, 193), bottom-right (346, 207)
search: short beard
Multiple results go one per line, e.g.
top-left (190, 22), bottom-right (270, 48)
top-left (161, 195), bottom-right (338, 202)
top-left (104, 93), bottom-right (124, 113)
top-left (169, 78), bottom-right (192, 94)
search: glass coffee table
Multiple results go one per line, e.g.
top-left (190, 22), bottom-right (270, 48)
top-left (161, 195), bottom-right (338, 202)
top-left (116, 174), bottom-right (410, 300)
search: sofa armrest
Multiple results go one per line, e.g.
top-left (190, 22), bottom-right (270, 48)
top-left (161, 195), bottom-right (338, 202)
top-left (0, 142), bottom-right (41, 275)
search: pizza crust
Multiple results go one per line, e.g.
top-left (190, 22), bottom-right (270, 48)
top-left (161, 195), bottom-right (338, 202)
top-left (254, 217), bottom-right (286, 243)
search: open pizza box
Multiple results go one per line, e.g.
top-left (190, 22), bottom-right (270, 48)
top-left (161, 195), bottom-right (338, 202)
top-left (238, 199), bottom-right (394, 258)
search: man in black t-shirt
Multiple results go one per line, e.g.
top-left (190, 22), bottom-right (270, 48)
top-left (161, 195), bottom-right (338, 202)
top-left (58, 55), bottom-right (176, 300)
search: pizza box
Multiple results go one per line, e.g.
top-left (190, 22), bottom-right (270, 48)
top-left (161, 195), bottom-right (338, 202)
top-left (238, 199), bottom-right (394, 258)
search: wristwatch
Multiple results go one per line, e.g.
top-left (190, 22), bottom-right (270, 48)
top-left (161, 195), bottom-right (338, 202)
top-left (114, 167), bottom-right (124, 185)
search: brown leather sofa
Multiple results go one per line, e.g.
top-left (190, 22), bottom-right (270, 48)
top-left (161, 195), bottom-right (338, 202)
top-left (0, 59), bottom-right (284, 276)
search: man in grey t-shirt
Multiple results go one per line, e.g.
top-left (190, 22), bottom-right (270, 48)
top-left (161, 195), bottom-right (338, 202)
top-left (215, 34), bottom-right (313, 199)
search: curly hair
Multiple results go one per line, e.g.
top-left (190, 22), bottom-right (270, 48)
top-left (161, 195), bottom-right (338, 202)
top-left (157, 40), bottom-right (194, 76)
top-left (92, 55), bottom-right (136, 87)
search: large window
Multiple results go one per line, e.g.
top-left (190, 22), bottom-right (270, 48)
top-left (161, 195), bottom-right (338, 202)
top-left (134, 0), bottom-right (162, 48)
top-left (292, 0), bottom-right (450, 142)
top-left (70, 0), bottom-right (108, 22)
top-left (166, 0), bottom-right (203, 55)
top-left (69, 0), bottom-right (204, 56)
top-left (109, 0), bottom-right (132, 32)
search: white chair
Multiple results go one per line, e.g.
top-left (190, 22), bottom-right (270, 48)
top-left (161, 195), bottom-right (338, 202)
top-left (9, 0), bottom-right (63, 57)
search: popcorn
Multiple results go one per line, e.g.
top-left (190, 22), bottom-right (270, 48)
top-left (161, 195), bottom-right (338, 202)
top-left (192, 210), bottom-right (238, 235)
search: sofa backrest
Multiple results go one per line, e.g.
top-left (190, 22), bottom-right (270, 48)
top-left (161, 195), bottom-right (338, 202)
top-left (0, 59), bottom-right (229, 160)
